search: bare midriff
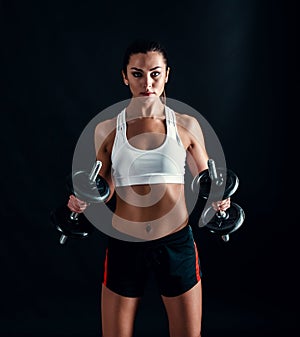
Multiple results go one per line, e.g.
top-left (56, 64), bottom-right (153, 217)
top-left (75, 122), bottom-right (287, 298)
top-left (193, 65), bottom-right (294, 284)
top-left (112, 183), bottom-right (189, 240)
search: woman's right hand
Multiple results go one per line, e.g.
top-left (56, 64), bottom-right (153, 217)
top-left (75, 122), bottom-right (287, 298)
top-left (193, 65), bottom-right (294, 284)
top-left (67, 195), bottom-right (88, 213)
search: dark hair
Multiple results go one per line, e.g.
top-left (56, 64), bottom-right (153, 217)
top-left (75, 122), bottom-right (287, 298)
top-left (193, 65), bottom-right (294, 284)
top-left (122, 39), bottom-right (169, 76)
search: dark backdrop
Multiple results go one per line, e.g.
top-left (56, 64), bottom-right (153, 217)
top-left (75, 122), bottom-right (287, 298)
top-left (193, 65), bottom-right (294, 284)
top-left (1, 1), bottom-right (294, 336)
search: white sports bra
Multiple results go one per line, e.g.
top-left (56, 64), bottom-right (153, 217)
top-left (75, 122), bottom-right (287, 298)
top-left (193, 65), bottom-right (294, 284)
top-left (111, 106), bottom-right (186, 187)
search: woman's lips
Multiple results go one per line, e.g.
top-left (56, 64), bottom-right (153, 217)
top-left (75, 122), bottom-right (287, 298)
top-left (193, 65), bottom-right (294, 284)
top-left (141, 92), bottom-right (155, 96)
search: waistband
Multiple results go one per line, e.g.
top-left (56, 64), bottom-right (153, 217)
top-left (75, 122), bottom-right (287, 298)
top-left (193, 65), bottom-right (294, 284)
top-left (108, 224), bottom-right (192, 248)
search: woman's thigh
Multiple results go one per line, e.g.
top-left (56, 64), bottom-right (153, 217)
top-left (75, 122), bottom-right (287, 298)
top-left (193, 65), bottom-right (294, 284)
top-left (101, 285), bottom-right (140, 337)
top-left (161, 281), bottom-right (202, 337)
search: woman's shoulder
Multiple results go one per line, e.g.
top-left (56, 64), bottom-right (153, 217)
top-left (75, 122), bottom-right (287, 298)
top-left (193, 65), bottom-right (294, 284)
top-left (94, 116), bottom-right (118, 139)
top-left (173, 110), bottom-right (205, 144)
top-left (174, 111), bottom-right (201, 130)
top-left (94, 116), bottom-right (118, 153)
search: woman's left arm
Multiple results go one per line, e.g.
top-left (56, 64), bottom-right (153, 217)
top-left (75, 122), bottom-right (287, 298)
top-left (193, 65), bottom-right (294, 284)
top-left (176, 113), bottom-right (230, 212)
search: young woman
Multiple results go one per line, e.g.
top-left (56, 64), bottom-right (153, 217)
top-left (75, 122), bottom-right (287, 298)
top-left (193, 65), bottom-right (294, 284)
top-left (68, 39), bottom-right (230, 337)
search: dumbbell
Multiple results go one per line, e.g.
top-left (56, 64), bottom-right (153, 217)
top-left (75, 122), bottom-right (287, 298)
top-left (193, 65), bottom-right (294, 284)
top-left (50, 160), bottom-right (110, 244)
top-left (191, 159), bottom-right (245, 242)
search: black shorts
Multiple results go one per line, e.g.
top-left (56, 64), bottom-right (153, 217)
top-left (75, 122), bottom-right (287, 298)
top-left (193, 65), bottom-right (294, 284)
top-left (102, 225), bottom-right (201, 297)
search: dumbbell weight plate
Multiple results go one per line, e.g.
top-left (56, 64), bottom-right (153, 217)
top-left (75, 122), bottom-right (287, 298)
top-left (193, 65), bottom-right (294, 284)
top-left (50, 204), bottom-right (94, 239)
top-left (201, 202), bottom-right (245, 236)
top-left (192, 168), bottom-right (239, 200)
top-left (72, 171), bottom-right (109, 203)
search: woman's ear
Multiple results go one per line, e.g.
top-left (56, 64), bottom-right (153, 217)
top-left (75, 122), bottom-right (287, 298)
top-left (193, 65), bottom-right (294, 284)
top-left (122, 70), bottom-right (129, 85)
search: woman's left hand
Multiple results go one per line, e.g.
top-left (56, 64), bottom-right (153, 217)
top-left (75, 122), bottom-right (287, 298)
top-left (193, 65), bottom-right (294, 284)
top-left (212, 197), bottom-right (231, 212)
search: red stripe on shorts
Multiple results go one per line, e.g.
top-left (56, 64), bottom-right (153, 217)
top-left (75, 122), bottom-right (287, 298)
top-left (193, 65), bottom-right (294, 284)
top-left (194, 242), bottom-right (201, 281)
top-left (103, 248), bottom-right (108, 286)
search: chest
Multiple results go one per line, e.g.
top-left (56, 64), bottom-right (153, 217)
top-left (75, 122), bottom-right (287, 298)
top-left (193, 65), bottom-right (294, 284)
top-left (126, 118), bottom-right (167, 150)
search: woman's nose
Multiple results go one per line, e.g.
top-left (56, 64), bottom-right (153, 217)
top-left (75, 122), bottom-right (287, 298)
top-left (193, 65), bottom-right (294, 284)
top-left (144, 75), bottom-right (153, 89)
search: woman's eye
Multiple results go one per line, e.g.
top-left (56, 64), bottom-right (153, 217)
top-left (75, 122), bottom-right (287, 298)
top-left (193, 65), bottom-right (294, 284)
top-left (151, 72), bottom-right (160, 77)
top-left (132, 72), bottom-right (142, 78)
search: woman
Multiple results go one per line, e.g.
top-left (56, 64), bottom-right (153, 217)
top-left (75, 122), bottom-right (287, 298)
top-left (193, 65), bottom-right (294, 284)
top-left (68, 39), bottom-right (230, 337)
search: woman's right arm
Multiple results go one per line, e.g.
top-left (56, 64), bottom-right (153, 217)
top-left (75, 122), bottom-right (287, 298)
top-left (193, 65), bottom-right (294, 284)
top-left (94, 118), bottom-right (117, 203)
top-left (68, 118), bottom-right (117, 212)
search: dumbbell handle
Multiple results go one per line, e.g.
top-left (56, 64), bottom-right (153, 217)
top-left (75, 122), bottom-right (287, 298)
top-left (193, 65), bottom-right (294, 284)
top-left (208, 159), bottom-right (228, 219)
top-left (59, 234), bottom-right (68, 244)
top-left (59, 160), bottom-right (103, 244)
top-left (208, 159), bottom-right (218, 180)
top-left (217, 211), bottom-right (231, 242)
top-left (70, 212), bottom-right (79, 220)
top-left (208, 159), bottom-right (224, 186)
top-left (217, 210), bottom-right (227, 218)
top-left (210, 209), bottom-right (230, 242)
top-left (89, 160), bottom-right (102, 182)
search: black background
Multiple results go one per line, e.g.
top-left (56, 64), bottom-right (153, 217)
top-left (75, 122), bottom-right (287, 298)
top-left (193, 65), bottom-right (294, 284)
top-left (1, 0), bottom-right (295, 336)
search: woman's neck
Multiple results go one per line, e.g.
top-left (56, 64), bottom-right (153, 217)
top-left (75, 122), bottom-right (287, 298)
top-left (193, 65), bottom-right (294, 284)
top-left (126, 97), bottom-right (165, 120)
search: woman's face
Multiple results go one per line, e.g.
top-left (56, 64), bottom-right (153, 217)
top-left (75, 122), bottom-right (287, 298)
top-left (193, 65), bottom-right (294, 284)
top-left (122, 51), bottom-right (169, 99)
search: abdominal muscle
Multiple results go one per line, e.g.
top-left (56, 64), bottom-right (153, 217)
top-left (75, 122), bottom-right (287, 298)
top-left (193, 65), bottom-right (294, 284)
top-left (112, 183), bottom-right (189, 241)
